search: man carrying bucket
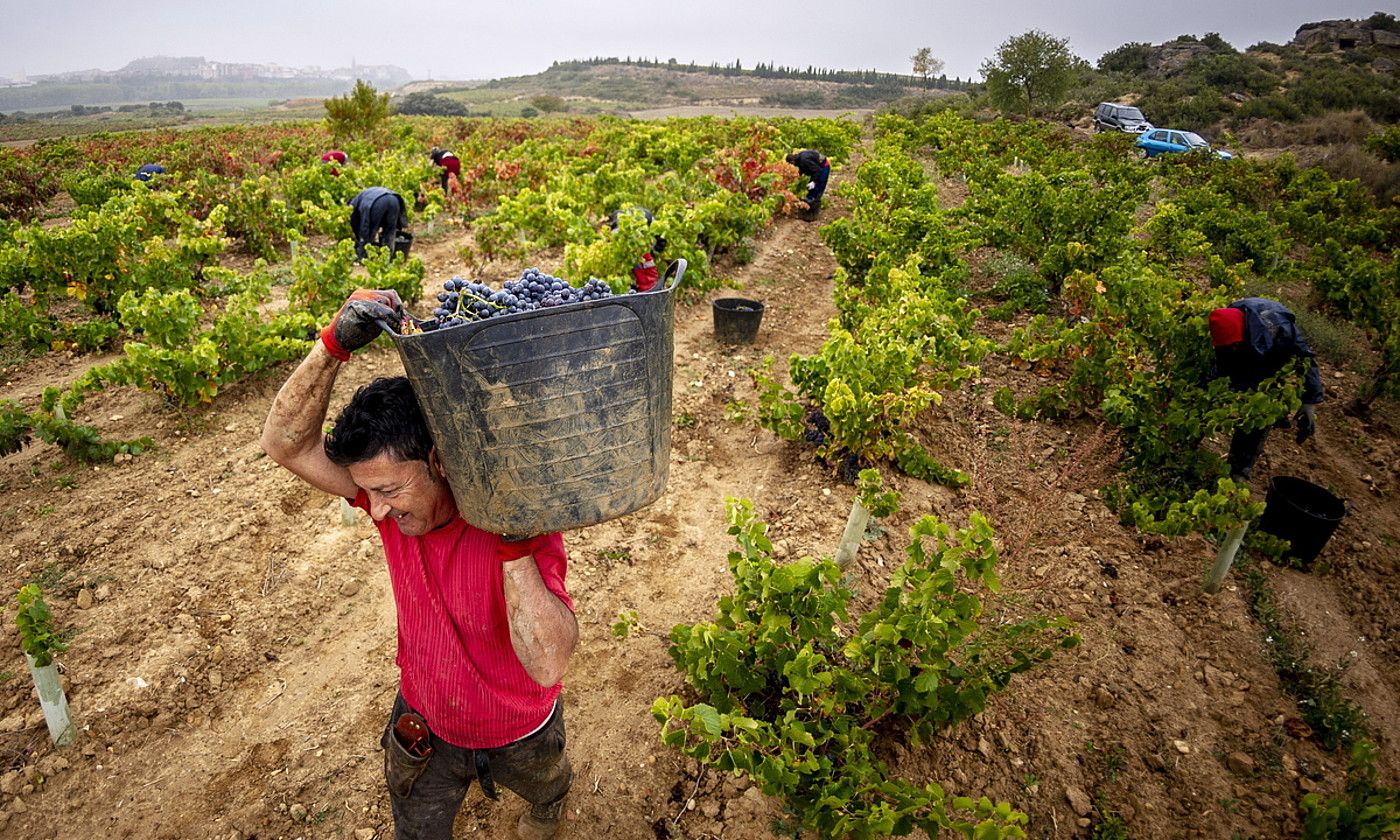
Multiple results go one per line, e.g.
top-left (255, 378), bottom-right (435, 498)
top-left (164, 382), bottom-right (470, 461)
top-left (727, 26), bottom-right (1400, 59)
top-left (1208, 297), bottom-right (1323, 481)
top-left (260, 289), bottom-right (577, 840)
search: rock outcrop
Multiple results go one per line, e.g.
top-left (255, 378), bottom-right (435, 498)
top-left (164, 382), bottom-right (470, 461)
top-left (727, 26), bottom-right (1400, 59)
top-left (1293, 19), bottom-right (1400, 51)
top-left (1145, 41), bottom-right (1214, 78)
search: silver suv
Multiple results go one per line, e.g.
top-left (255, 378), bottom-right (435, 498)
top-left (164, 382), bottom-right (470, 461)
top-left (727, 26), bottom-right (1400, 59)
top-left (1093, 102), bottom-right (1153, 134)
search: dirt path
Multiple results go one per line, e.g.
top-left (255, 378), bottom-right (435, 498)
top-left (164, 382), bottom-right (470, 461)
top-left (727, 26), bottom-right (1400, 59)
top-left (0, 154), bottom-right (1396, 840)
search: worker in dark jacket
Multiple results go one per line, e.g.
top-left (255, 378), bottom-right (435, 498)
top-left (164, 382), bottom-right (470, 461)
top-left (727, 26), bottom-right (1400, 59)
top-left (608, 206), bottom-right (666, 292)
top-left (785, 150), bottom-right (830, 216)
top-left (135, 163), bottom-right (166, 182)
top-left (1209, 297), bottom-right (1323, 481)
top-left (348, 187), bottom-right (408, 262)
top-left (429, 147), bottom-right (461, 194)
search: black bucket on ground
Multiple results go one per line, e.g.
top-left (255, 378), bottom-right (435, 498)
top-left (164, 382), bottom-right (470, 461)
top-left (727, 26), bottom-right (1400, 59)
top-left (1256, 475), bottom-right (1346, 567)
top-left (392, 231), bottom-right (413, 260)
top-left (712, 298), bottom-right (764, 344)
top-left (383, 260), bottom-right (685, 536)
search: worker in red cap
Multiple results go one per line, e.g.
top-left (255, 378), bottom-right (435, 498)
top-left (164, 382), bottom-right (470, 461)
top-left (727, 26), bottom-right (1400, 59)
top-left (321, 150), bottom-right (348, 176)
top-left (1209, 298), bottom-right (1323, 481)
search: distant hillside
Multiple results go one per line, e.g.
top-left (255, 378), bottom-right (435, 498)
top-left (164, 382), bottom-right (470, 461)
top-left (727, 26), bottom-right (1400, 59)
top-left (0, 55), bottom-right (410, 113)
top-left (419, 60), bottom-right (953, 116)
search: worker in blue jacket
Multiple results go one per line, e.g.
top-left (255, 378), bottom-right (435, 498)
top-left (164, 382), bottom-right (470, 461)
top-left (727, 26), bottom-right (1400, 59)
top-left (135, 163), bottom-right (166, 182)
top-left (785, 150), bottom-right (830, 217)
top-left (1208, 297), bottom-right (1323, 481)
top-left (348, 187), bottom-right (408, 262)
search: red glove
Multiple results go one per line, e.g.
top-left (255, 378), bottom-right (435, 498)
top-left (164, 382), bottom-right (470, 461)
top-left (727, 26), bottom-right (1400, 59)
top-left (320, 289), bottom-right (403, 361)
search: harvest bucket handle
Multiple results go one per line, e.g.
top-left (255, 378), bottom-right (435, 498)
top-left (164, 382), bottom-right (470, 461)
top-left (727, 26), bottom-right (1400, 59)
top-left (661, 258), bottom-right (687, 292)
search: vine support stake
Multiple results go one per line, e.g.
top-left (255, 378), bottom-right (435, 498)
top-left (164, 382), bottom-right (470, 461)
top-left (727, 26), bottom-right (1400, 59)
top-left (834, 498), bottom-right (871, 569)
top-left (1203, 522), bottom-right (1249, 595)
top-left (25, 654), bottom-right (74, 747)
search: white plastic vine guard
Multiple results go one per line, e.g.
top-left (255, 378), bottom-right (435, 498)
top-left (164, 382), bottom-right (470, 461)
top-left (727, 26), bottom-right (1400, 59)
top-left (25, 654), bottom-right (75, 747)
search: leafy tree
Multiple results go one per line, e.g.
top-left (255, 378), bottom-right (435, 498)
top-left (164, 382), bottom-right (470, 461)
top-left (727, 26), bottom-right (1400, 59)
top-left (910, 47), bottom-right (944, 88)
top-left (323, 79), bottom-right (392, 144)
top-left (980, 30), bottom-right (1080, 116)
top-left (395, 91), bottom-right (469, 117)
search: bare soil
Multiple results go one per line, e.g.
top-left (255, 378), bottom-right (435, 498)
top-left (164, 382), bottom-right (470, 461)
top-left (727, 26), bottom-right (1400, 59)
top-left (0, 162), bottom-right (1397, 840)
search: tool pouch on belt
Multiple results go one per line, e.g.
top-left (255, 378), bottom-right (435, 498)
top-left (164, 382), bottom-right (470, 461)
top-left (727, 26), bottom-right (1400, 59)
top-left (382, 712), bottom-right (433, 799)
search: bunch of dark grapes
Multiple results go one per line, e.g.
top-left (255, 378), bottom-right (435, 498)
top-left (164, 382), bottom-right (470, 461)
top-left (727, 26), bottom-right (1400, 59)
top-left (422, 268), bottom-right (616, 331)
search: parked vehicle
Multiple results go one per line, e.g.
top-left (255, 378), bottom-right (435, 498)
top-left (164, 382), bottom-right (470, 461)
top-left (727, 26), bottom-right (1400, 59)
top-left (1093, 102), bottom-right (1153, 133)
top-left (1135, 128), bottom-right (1235, 160)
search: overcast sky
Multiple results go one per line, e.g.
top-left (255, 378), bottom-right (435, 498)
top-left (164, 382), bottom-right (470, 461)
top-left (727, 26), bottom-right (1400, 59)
top-left (0, 0), bottom-right (1387, 83)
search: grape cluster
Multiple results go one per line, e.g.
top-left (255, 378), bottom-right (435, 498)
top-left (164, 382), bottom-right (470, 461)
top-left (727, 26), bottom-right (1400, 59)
top-left (423, 268), bottom-right (616, 330)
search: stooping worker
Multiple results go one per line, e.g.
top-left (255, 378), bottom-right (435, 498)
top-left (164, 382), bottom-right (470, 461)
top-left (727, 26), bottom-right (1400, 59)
top-left (321, 149), bottom-right (348, 176)
top-left (429, 146), bottom-right (461, 193)
top-left (785, 149), bottom-right (830, 216)
top-left (348, 187), bottom-right (408, 262)
top-left (134, 163), bottom-right (166, 182)
top-left (1208, 297), bottom-right (1323, 481)
top-left (607, 206), bottom-right (666, 292)
top-left (260, 289), bottom-right (577, 840)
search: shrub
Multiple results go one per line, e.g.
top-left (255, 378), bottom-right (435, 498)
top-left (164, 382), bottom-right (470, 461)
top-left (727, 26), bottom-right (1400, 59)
top-left (1234, 96), bottom-right (1303, 123)
top-left (1315, 145), bottom-right (1400, 206)
top-left (1366, 125), bottom-right (1400, 163)
top-left (395, 92), bottom-right (469, 117)
top-left (528, 94), bottom-right (567, 113)
top-left (1098, 43), bottom-right (1151, 74)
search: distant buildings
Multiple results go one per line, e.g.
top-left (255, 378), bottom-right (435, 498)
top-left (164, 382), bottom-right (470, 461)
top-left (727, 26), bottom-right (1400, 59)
top-left (20, 56), bottom-right (409, 86)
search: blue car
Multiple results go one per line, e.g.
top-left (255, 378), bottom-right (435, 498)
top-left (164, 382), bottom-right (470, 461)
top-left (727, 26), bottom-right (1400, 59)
top-left (1135, 128), bottom-right (1234, 160)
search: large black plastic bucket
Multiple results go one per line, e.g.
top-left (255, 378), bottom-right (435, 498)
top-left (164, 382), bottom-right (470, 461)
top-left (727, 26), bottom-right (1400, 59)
top-left (712, 298), bottom-right (764, 344)
top-left (1256, 475), bottom-right (1346, 567)
top-left (385, 260), bottom-right (685, 536)
top-left (392, 231), bottom-right (413, 260)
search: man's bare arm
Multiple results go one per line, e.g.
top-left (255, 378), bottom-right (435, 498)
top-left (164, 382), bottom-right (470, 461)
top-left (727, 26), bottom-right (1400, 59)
top-left (260, 341), bottom-right (358, 499)
top-left (502, 556), bottom-right (579, 687)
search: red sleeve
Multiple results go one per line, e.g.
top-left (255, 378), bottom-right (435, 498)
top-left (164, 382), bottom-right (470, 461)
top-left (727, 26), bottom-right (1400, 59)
top-left (351, 488), bottom-right (369, 510)
top-left (497, 533), bottom-right (572, 612)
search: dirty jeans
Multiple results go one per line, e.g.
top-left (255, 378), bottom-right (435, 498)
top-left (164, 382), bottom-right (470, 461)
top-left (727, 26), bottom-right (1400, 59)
top-left (1228, 426), bottom-right (1270, 479)
top-left (805, 163), bottom-right (830, 205)
top-left (382, 692), bottom-right (572, 840)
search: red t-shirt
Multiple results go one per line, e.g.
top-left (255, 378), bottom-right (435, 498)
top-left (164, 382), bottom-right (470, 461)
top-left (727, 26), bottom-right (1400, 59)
top-left (633, 252), bottom-right (659, 292)
top-left (436, 152), bottom-right (462, 177)
top-left (352, 490), bottom-right (572, 748)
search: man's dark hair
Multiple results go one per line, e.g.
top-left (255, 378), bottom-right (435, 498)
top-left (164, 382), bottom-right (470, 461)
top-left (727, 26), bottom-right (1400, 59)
top-left (324, 377), bottom-right (435, 466)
